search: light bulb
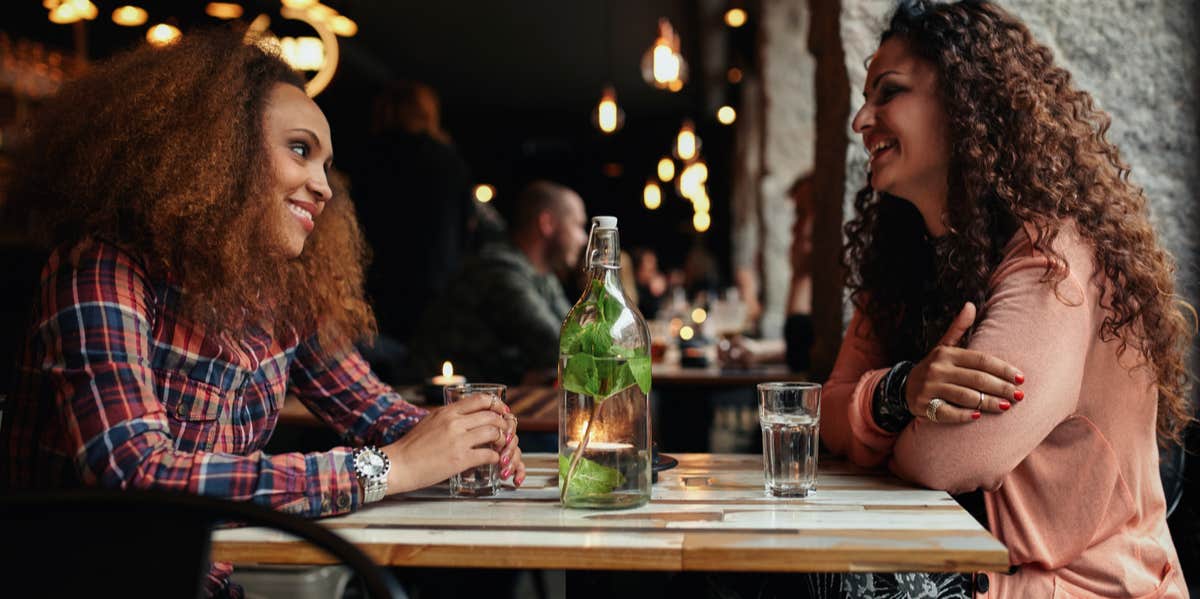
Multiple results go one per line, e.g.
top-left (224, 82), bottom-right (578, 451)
top-left (111, 5), bottom-right (146, 26)
top-left (674, 120), bottom-right (699, 161)
top-left (643, 180), bottom-right (662, 210)
top-left (724, 8), bottom-right (747, 28)
top-left (330, 15), bottom-right (357, 36)
top-left (692, 308), bottom-right (708, 323)
top-left (717, 105), bottom-right (737, 125)
top-left (680, 325), bottom-right (695, 341)
top-left (591, 86), bottom-right (625, 134)
top-left (205, 3), bottom-right (243, 19)
top-left (473, 184), bottom-right (496, 203)
top-left (657, 157), bottom-right (675, 182)
top-left (146, 23), bottom-right (182, 46)
top-left (641, 18), bottom-right (688, 90)
top-left (693, 212), bottom-right (711, 233)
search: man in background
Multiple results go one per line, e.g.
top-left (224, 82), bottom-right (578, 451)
top-left (412, 180), bottom-right (587, 384)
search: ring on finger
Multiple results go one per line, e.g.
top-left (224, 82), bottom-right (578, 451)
top-left (490, 396), bottom-right (497, 411)
top-left (926, 398), bottom-right (945, 423)
top-left (976, 390), bottom-right (985, 410)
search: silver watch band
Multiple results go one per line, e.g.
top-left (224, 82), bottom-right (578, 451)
top-left (361, 477), bottom-right (387, 503)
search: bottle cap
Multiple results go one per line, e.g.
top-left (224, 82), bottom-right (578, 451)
top-left (592, 216), bottom-right (618, 229)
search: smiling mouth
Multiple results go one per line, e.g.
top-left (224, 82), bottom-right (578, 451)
top-left (869, 139), bottom-right (897, 160)
top-left (287, 201), bottom-right (315, 231)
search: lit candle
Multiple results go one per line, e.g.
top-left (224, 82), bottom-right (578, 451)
top-left (430, 361), bottom-right (466, 386)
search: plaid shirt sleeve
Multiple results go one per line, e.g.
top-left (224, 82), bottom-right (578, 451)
top-left (37, 241), bottom-right (360, 518)
top-left (288, 337), bottom-right (428, 447)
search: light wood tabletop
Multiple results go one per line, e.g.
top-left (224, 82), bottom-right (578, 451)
top-left (213, 453), bottom-right (1009, 573)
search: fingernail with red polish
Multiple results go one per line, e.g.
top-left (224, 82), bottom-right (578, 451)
top-left (501, 454), bottom-right (511, 466)
top-left (999, 401), bottom-right (1011, 411)
top-left (502, 468), bottom-right (511, 478)
top-left (1013, 389), bottom-right (1025, 401)
top-left (516, 475), bottom-right (524, 486)
top-left (1015, 373), bottom-right (1025, 385)
top-left (506, 432), bottom-right (513, 444)
top-left (503, 404), bottom-right (510, 413)
top-left (972, 411), bottom-right (982, 420)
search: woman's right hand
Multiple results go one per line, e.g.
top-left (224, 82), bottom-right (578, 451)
top-left (904, 302), bottom-right (1026, 424)
top-left (381, 395), bottom-right (508, 494)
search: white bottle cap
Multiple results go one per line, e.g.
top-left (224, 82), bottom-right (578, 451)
top-left (592, 216), bottom-right (618, 229)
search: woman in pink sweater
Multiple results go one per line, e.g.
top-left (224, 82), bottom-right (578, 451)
top-left (825, 1), bottom-right (1193, 597)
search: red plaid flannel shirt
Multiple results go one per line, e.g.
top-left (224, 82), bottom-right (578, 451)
top-left (1, 238), bottom-right (427, 595)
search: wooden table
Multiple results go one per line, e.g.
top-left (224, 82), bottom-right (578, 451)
top-left (213, 453), bottom-right (1008, 573)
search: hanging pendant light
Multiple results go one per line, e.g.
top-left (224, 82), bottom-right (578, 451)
top-left (591, 85), bottom-right (625, 134)
top-left (673, 119), bottom-right (700, 161)
top-left (643, 180), bottom-right (663, 210)
top-left (641, 18), bottom-right (688, 91)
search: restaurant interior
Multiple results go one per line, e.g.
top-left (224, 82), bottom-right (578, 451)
top-left (0, 1), bottom-right (1197, 598)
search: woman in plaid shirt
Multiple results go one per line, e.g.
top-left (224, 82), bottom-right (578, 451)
top-left (0, 29), bottom-right (525, 596)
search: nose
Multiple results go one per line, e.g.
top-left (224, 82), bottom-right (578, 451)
top-left (308, 168), bottom-right (332, 202)
top-left (851, 102), bottom-right (872, 134)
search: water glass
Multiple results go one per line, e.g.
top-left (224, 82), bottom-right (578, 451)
top-left (444, 383), bottom-right (506, 497)
top-left (757, 382), bottom-right (821, 497)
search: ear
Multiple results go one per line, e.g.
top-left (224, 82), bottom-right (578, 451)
top-left (537, 210), bottom-right (556, 237)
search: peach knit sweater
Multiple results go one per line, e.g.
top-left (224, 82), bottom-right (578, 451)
top-left (823, 225), bottom-right (1186, 598)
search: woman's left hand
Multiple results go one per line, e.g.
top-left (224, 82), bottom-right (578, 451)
top-left (491, 404), bottom-right (526, 488)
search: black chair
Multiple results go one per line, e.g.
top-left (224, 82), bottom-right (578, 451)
top-left (0, 489), bottom-right (404, 598)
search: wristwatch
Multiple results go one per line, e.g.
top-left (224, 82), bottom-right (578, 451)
top-left (352, 446), bottom-right (390, 503)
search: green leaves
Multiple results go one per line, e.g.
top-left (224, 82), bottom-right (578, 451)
top-left (559, 454), bottom-right (626, 497)
top-left (559, 278), bottom-right (650, 401)
top-left (562, 354), bottom-right (599, 397)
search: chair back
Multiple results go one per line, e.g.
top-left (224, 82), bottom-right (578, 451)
top-left (0, 489), bottom-right (404, 598)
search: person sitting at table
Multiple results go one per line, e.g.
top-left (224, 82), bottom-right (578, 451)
top-left (411, 180), bottom-right (587, 385)
top-left (822, 1), bottom-right (1191, 597)
top-left (0, 29), bottom-right (525, 598)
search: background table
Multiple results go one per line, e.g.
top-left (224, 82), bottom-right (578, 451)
top-left (214, 453), bottom-right (1008, 573)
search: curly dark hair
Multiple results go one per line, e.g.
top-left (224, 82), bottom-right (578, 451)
top-left (842, 0), bottom-right (1194, 445)
top-left (6, 28), bottom-right (375, 349)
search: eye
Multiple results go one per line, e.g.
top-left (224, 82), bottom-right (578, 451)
top-left (877, 85), bottom-right (904, 103)
top-left (289, 142), bottom-right (310, 158)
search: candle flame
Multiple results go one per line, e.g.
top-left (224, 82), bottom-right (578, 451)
top-left (442, 361), bottom-right (454, 377)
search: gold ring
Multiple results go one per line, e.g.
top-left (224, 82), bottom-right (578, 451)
top-left (490, 396), bottom-right (497, 411)
top-left (927, 398), bottom-right (945, 423)
top-left (976, 390), bottom-right (985, 410)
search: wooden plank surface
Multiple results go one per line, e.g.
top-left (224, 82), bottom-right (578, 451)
top-left (213, 453), bottom-right (1008, 573)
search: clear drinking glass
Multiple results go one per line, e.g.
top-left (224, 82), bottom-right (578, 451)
top-left (757, 382), bottom-right (821, 497)
top-left (444, 383), bottom-right (506, 497)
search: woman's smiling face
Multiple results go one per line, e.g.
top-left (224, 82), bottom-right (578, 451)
top-left (263, 82), bottom-right (334, 258)
top-left (852, 37), bottom-right (952, 235)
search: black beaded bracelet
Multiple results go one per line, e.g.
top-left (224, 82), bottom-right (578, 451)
top-left (872, 360), bottom-right (915, 433)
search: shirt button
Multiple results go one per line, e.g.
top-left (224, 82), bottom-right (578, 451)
top-left (975, 573), bottom-right (990, 594)
top-left (337, 493), bottom-right (350, 509)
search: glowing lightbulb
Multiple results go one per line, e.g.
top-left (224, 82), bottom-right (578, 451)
top-left (643, 180), bottom-right (662, 210)
top-left (641, 18), bottom-right (688, 90)
top-left (657, 157), bottom-right (675, 182)
top-left (205, 3), bottom-right (242, 19)
top-left (111, 5), bottom-right (147, 26)
top-left (592, 86), bottom-right (624, 134)
top-left (693, 211), bottom-right (712, 233)
top-left (330, 15), bottom-right (357, 37)
top-left (717, 105), bottom-right (737, 125)
top-left (724, 8), bottom-right (747, 28)
top-left (692, 308), bottom-right (708, 323)
top-left (680, 325), bottom-right (695, 341)
top-left (146, 23), bottom-right (182, 46)
top-left (281, 36), bottom-right (325, 71)
top-left (473, 184), bottom-right (496, 203)
top-left (675, 120), bottom-right (698, 161)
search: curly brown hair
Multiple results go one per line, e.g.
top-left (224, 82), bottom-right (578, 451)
top-left (843, 0), bottom-right (1194, 445)
top-left (6, 28), bottom-right (375, 349)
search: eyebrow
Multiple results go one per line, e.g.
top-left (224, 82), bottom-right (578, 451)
top-left (289, 128), bottom-right (334, 167)
top-left (862, 69), bottom-right (900, 98)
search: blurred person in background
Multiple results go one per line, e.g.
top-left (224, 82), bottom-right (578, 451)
top-left (412, 180), bottom-right (587, 385)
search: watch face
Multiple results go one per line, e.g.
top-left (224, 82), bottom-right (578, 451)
top-left (358, 450), bottom-right (386, 477)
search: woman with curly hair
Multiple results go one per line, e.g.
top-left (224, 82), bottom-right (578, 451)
top-left (823, 0), bottom-right (1192, 597)
top-left (0, 29), bottom-right (526, 596)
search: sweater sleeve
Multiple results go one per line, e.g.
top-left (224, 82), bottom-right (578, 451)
top-left (888, 236), bottom-right (1093, 494)
top-left (821, 308), bottom-right (898, 467)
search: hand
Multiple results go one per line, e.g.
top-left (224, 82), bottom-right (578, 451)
top-left (904, 302), bottom-right (1026, 424)
top-left (496, 411), bottom-right (527, 488)
top-left (381, 394), bottom-right (508, 493)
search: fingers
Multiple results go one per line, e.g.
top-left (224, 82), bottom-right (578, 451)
top-left (465, 422), bottom-right (506, 448)
top-left (448, 394), bottom-right (496, 415)
top-left (925, 398), bottom-right (980, 424)
top-left (952, 350), bottom-right (1025, 388)
top-left (459, 409), bottom-right (507, 432)
top-left (506, 448), bottom-right (526, 487)
top-left (936, 302), bottom-right (977, 347)
top-left (926, 383), bottom-right (1009, 414)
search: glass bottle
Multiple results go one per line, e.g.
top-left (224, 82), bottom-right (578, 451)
top-left (557, 216), bottom-right (652, 509)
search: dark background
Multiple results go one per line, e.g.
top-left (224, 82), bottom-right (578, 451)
top-left (3, 0), bottom-right (758, 274)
